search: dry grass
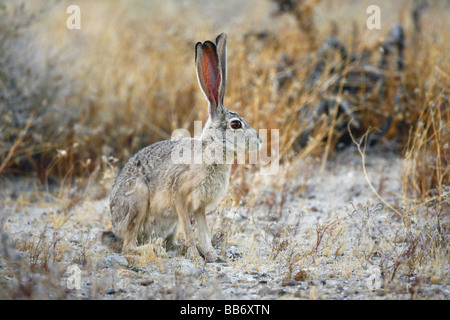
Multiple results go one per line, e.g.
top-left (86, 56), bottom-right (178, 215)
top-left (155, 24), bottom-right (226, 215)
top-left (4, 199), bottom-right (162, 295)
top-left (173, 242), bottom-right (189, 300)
top-left (0, 0), bottom-right (448, 299)
top-left (0, 1), bottom-right (448, 183)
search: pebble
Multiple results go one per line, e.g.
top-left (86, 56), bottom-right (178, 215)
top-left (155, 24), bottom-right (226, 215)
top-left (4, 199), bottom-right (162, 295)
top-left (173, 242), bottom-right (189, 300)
top-left (281, 279), bottom-right (298, 287)
top-left (226, 246), bottom-right (242, 260)
top-left (106, 288), bottom-right (116, 295)
top-left (139, 280), bottom-right (154, 286)
top-left (179, 262), bottom-right (207, 276)
top-left (100, 254), bottom-right (129, 269)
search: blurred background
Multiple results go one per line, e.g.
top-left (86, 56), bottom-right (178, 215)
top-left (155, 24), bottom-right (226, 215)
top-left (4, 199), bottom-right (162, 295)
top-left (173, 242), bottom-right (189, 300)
top-left (0, 0), bottom-right (448, 199)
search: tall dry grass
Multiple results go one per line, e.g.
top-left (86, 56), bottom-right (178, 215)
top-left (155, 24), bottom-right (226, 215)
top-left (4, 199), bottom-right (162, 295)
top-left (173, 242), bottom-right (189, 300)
top-left (0, 0), bottom-right (448, 203)
top-left (0, 0), bottom-right (448, 300)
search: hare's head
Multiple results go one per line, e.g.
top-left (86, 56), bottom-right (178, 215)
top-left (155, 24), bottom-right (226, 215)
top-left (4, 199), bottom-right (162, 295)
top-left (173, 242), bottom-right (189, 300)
top-left (196, 33), bottom-right (262, 157)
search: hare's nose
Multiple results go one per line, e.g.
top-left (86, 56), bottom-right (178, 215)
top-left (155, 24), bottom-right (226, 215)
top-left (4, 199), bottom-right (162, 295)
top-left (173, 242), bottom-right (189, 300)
top-left (257, 132), bottom-right (263, 144)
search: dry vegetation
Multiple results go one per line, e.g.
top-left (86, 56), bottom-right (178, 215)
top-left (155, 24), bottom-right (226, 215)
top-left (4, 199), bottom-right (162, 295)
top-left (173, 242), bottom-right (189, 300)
top-left (0, 0), bottom-right (448, 300)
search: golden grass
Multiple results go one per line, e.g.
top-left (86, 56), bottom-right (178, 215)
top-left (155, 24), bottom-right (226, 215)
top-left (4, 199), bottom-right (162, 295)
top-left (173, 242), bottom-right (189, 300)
top-left (0, 0), bottom-right (448, 299)
top-left (0, 1), bottom-right (448, 191)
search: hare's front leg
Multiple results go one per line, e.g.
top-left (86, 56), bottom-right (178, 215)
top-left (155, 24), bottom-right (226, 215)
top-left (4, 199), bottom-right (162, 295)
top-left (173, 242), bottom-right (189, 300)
top-left (194, 208), bottom-right (219, 262)
top-left (175, 201), bottom-right (202, 262)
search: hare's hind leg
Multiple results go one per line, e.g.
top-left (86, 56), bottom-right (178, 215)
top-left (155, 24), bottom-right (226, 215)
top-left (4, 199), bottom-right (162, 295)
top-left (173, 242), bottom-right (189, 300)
top-left (112, 179), bottom-right (150, 252)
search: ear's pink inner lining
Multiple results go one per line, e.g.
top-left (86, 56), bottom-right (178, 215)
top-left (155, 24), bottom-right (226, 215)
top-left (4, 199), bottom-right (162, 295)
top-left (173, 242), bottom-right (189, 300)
top-left (201, 45), bottom-right (221, 106)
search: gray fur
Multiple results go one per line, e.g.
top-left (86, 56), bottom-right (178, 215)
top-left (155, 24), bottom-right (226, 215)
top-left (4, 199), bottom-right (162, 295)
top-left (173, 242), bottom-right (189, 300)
top-left (105, 33), bottom-right (262, 262)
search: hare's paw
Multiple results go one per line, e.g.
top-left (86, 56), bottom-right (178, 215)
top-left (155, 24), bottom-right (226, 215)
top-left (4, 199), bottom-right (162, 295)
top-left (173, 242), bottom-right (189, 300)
top-left (186, 246), bottom-right (203, 264)
top-left (202, 248), bottom-right (227, 263)
top-left (203, 250), bottom-right (220, 263)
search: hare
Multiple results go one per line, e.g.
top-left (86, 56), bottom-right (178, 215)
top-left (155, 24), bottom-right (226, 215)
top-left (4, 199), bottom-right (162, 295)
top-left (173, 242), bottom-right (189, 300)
top-left (103, 33), bottom-right (262, 262)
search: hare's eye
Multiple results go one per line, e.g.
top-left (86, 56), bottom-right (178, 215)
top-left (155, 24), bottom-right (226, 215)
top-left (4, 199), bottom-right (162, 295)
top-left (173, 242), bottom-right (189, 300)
top-left (230, 120), bottom-right (242, 129)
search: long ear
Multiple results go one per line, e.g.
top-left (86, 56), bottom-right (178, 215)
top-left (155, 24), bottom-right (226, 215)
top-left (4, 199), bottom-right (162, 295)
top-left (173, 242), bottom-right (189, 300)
top-left (215, 33), bottom-right (227, 106)
top-left (195, 40), bottom-right (222, 118)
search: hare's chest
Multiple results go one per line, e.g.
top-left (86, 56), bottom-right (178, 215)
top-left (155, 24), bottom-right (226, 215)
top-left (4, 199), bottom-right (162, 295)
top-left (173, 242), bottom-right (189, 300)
top-left (188, 165), bottom-right (231, 211)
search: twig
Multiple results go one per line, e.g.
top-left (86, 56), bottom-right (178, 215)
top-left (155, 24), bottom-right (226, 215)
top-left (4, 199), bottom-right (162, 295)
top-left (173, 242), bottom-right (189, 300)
top-left (347, 120), bottom-right (407, 226)
top-left (0, 116), bottom-right (33, 173)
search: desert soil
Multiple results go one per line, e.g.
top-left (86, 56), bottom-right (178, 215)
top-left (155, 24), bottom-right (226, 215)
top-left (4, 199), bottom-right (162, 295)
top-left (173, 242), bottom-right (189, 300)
top-left (0, 148), bottom-right (448, 299)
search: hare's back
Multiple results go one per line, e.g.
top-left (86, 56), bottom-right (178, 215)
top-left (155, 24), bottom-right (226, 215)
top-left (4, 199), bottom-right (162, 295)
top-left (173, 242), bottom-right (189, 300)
top-left (121, 139), bottom-right (179, 172)
top-left (114, 138), bottom-right (187, 188)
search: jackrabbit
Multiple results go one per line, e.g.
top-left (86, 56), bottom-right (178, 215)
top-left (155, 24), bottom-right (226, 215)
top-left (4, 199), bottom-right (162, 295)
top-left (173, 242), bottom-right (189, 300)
top-left (103, 33), bottom-right (262, 262)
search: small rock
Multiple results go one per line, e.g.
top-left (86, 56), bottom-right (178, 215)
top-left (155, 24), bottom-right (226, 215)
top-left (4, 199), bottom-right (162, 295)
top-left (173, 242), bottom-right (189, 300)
top-left (226, 246), bottom-right (242, 260)
top-left (179, 262), bottom-right (206, 276)
top-left (127, 265), bottom-right (144, 273)
top-left (281, 279), bottom-right (298, 287)
top-left (100, 254), bottom-right (129, 269)
top-left (258, 287), bottom-right (277, 296)
top-left (216, 272), bottom-right (231, 283)
top-left (106, 288), bottom-right (116, 295)
top-left (139, 280), bottom-right (154, 286)
top-left (294, 270), bottom-right (307, 281)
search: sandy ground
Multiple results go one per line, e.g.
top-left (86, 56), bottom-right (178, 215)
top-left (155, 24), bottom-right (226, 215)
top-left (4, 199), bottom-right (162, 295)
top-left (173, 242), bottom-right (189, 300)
top-left (0, 148), bottom-right (448, 300)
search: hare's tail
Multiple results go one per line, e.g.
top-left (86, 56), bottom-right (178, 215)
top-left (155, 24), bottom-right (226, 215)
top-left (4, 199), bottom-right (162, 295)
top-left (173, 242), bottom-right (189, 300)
top-left (101, 231), bottom-right (123, 253)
